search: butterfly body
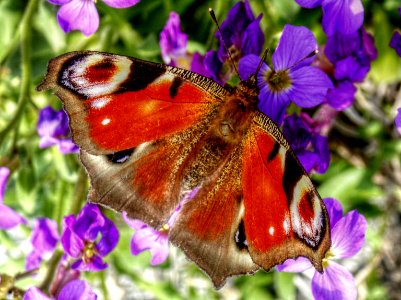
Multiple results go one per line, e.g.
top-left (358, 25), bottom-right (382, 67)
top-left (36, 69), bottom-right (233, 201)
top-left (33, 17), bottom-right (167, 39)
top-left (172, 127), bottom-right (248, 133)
top-left (38, 51), bottom-right (330, 288)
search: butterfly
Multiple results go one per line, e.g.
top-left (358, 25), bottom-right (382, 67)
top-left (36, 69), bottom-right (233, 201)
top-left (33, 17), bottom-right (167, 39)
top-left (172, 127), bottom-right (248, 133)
top-left (37, 50), bottom-right (331, 288)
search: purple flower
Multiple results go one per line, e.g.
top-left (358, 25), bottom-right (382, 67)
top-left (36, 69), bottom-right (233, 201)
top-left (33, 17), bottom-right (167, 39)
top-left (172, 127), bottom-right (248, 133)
top-left (61, 203), bottom-right (119, 271)
top-left (323, 28), bottom-right (377, 110)
top-left (277, 198), bottom-right (367, 300)
top-left (295, 0), bottom-right (364, 36)
top-left (124, 189), bottom-right (198, 265)
top-left (37, 106), bottom-right (79, 154)
top-left (390, 31), bottom-right (401, 57)
top-left (204, 0), bottom-right (264, 84)
top-left (395, 108), bottom-right (401, 135)
top-left (191, 52), bottom-right (213, 78)
top-left (239, 25), bottom-right (333, 124)
top-left (48, 0), bottom-right (140, 36)
top-left (26, 218), bottom-right (60, 271)
top-left (283, 113), bottom-right (330, 174)
top-left (23, 279), bottom-right (97, 300)
top-left (0, 167), bottom-right (27, 230)
top-left (160, 12), bottom-right (190, 68)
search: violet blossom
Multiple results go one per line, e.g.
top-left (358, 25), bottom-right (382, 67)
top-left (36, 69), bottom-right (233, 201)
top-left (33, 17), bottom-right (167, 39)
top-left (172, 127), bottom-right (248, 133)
top-left (389, 8), bottom-right (401, 57)
top-left (277, 198), bottom-right (367, 300)
top-left (283, 113), bottom-right (330, 174)
top-left (202, 0), bottom-right (264, 84)
top-left (124, 189), bottom-right (198, 265)
top-left (239, 25), bottom-right (333, 124)
top-left (295, 0), bottom-right (364, 36)
top-left (0, 167), bottom-right (27, 230)
top-left (26, 218), bottom-right (60, 271)
top-left (323, 29), bottom-right (377, 110)
top-left (61, 203), bottom-right (119, 271)
top-left (160, 12), bottom-right (190, 68)
top-left (37, 106), bottom-right (78, 154)
top-left (23, 279), bottom-right (97, 300)
top-left (48, 0), bottom-right (140, 36)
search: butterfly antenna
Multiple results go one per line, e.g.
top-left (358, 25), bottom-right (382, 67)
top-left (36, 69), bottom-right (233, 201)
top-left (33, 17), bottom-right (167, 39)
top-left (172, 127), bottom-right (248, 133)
top-left (209, 8), bottom-right (240, 78)
top-left (285, 49), bottom-right (318, 71)
top-left (255, 48), bottom-right (269, 78)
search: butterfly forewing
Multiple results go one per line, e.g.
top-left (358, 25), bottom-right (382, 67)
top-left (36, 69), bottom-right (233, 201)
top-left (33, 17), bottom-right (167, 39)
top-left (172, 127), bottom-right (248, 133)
top-left (37, 51), bottom-right (225, 155)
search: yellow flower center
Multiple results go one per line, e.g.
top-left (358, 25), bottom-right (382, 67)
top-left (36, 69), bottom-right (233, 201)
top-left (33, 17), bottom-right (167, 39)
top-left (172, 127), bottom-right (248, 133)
top-left (322, 249), bottom-right (335, 269)
top-left (159, 224), bottom-right (169, 233)
top-left (265, 69), bottom-right (292, 93)
top-left (83, 242), bottom-right (96, 263)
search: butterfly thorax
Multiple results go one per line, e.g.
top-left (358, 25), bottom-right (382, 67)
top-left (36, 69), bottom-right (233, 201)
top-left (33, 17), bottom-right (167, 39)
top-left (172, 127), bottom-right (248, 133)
top-left (211, 80), bottom-right (259, 145)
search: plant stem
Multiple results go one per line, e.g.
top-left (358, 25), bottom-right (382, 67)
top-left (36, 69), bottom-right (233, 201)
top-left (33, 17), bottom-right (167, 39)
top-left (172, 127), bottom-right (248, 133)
top-left (70, 167), bottom-right (88, 215)
top-left (39, 250), bottom-right (63, 293)
top-left (0, 0), bottom-right (39, 147)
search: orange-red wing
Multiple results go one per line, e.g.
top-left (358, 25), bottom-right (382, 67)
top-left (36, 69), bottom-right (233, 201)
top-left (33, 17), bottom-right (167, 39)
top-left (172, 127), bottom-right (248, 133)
top-left (37, 51), bottom-right (227, 154)
top-left (169, 144), bottom-right (258, 288)
top-left (242, 112), bottom-right (330, 272)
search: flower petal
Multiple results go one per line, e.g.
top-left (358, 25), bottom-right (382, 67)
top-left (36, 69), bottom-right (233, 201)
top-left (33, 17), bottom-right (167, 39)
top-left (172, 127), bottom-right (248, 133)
top-left (57, 0), bottom-right (99, 36)
top-left (102, 0), bottom-right (140, 8)
top-left (312, 134), bottom-right (330, 173)
top-left (273, 25), bottom-right (317, 71)
top-left (23, 287), bottom-right (52, 300)
top-left (48, 0), bottom-right (71, 5)
top-left (160, 11), bottom-right (188, 65)
top-left (295, 0), bottom-right (322, 8)
top-left (130, 226), bottom-right (162, 255)
top-left (390, 31), bottom-right (401, 57)
top-left (61, 215), bottom-right (85, 257)
top-left (312, 261), bottom-right (357, 300)
top-left (297, 151), bottom-right (320, 174)
top-left (0, 204), bottom-right (27, 230)
top-left (241, 15), bottom-right (264, 56)
top-left (288, 66), bottom-right (333, 108)
top-left (322, 0), bottom-right (364, 36)
top-left (326, 81), bottom-right (356, 110)
top-left (258, 86), bottom-right (291, 125)
top-left (58, 139), bottom-right (79, 154)
top-left (0, 167), bottom-right (10, 202)
top-left (238, 54), bottom-right (269, 81)
top-left (58, 279), bottom-right (97, 300)
top-left (71, 255), bottom-right (108, 271)
top-left (149, 234), bottom-right (170, 265)
top-left (395, 108), bottom-right (401, 135)
top-left (331, 210), bottom-right (367, 258)
top-left (276, 256), bottom-right (313, 272)
top-left (74, 203), bottom-right (105, 241)
top-left (95, 218), bottom-right (119, 256)
top-left (323, 198), bottom-right (343, 228)
top-left (334, 56), bottom-right (369, 82)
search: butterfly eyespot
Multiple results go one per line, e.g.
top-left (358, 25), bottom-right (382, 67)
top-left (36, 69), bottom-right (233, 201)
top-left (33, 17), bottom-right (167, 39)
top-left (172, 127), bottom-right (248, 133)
top-left (234, 220), bottom-right (248, 250)
top-left (106, 148), bottom-right (134, 164)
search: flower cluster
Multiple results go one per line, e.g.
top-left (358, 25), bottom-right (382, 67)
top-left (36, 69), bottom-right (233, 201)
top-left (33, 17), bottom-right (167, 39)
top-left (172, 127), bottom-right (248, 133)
top-left (37, 106), bottom-right (79, 154)
top-left (277, 198), bottom-right (367, 300)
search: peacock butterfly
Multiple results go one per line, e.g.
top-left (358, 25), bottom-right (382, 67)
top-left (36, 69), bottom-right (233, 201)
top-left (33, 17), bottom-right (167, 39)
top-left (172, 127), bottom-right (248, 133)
top-left (37, 50), bottom-right (331, 288)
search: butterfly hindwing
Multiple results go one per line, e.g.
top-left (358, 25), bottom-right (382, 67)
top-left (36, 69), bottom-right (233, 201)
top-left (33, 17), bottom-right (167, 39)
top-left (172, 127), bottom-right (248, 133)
top-left (242, 112), bottom-right (330, 271)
